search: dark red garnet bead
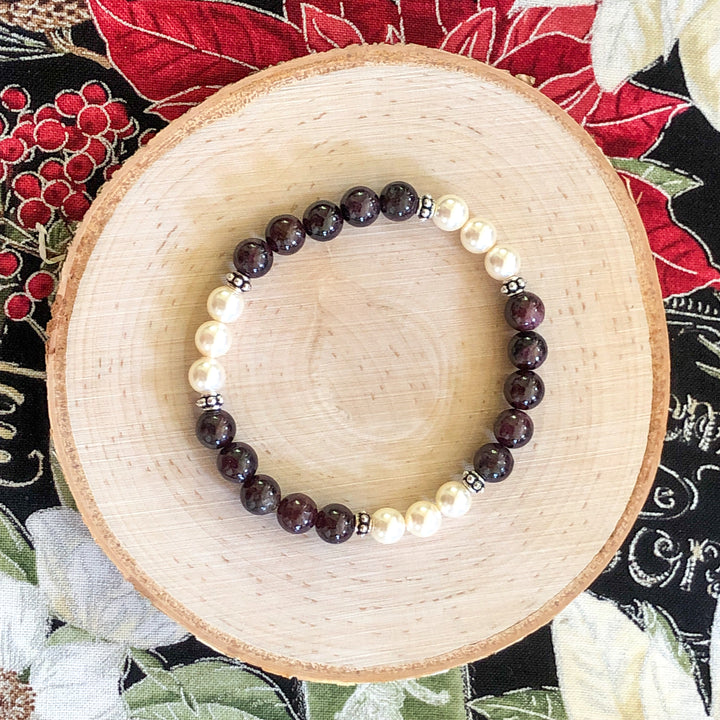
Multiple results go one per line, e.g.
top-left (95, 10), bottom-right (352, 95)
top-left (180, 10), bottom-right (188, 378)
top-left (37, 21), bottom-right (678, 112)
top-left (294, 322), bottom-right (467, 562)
top-left (494, 408), bottom-right (534, 448)
top-left (195, 409), bottom-right (235, 449)
top-left (379, 180), bottom-right (419, 221)
top-left (241, 474), bottom-right (281, 515)
top-left (265, 214), bottom-right (305, 255)
top-left (473, 442), bottom-right (514, 483)
top-left (504, 291), bottom-right (545, 331)
top-left (217, 442), bottom-right (258, 484)
top-left (315, 503), bottom-right (355, 544)
top-left (303, 200), bottom-right (343, 241)
top-left (503, 370), bottom-right (545, 410)
top-left (508, 330), bottom-right (548, 370)
top-left (277, 493), bottom-right (318, 534)
top-left (233, 238), bottom-right (273, 278)
top-left (340, 186), bottom-right (381, 227)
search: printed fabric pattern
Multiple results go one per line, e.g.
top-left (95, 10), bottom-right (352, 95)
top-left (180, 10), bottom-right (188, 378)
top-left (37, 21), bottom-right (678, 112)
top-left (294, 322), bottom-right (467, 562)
top-left (0, 1), bottom-right (719, 718)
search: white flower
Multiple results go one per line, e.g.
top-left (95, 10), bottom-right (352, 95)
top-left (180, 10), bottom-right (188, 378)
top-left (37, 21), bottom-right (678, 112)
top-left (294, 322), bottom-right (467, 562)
top-left (1, 507), bottom-right (190, 718)
top-left (513, 0), bottom-right (720, 130)
top-left (0, 572), bottom-right (48, 674)
top-left (0, 573), bottom-right (128, 720)
top-left (27, 507), bottom-right (187, 649)
top-left (552, 592), bottom-right (712, 719)
top-left (677, 1), bottom-right (720, 134)
top-left (334, 679), bottom-right (450, 720)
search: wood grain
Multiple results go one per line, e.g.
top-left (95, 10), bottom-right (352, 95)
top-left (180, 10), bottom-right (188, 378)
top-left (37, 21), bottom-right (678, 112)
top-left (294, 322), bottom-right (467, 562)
top-left (46, 44), bottom-right (669, 682)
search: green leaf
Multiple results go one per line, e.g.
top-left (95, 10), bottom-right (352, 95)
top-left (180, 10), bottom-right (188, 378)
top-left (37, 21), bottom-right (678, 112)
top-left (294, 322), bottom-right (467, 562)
top-left (403, 669), bottom-right (466, 720)
top-left (131, 702), bottom-right (272, 720)
top-left (304, 681), bottom-right (353, 720)
top-left (49, 442), bottom-right (77, 510)
top-left (171, 662), bottom-right (291, 719)
top-left (610, 157), bottom-right (701, 197)
top-left (305, 682), bottom-right (355, 720)
top-left (0, 218), bottom-right (33, 246)
top-left (124, 649), bottom-right (187, 710)
top-left (305, 668), bottom-right (465, 720)
top-left (129, 648), bottom-right (166, 673)
top-left (124, 659), bottom-right (293, 720)
top-left (0, 503), bottom-right (36, 584)
top-left (468, 688), bottom-right (567, 720)
top-left (45, 219), bottom-right (74, 254)
top-left (124, 668), bottom-right (184, 710)
top-left (46, 624), bottom-right (94, 646)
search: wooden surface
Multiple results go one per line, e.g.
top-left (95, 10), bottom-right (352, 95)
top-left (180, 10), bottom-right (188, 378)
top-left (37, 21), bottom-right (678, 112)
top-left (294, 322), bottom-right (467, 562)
top-left (46, 44), bottom-right (669, 683)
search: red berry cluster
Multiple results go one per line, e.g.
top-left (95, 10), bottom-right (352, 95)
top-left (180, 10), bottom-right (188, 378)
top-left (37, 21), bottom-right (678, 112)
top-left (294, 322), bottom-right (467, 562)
top-left (0, 81), bottom-right (139, 230)
top-left (0, 248), bottom-right (54, 320)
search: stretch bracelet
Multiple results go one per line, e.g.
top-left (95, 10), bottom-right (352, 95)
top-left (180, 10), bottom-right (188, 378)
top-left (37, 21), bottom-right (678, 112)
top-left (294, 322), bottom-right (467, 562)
top-left (188, 181), bottom-right (547, 544)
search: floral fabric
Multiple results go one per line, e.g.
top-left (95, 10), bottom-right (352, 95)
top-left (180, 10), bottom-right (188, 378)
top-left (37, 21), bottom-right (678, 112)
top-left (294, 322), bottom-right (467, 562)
top-left (0, 1), bottom-right (719, 718)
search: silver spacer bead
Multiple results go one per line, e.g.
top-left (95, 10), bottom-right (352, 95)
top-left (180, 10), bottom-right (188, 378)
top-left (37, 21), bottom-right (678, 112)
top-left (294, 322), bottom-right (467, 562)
top-left (462, 469), bottom-right (486, 494)
top-left (355, 511), bottom-right (372, 536)
top-left (225, 271), bottom-right (252, 293)
top-left (196, 393), bottom-right (223, 411)
top-left (417, 194), bottom-right (435, 221)
top-left (500, 276), bottom-right (527, 296)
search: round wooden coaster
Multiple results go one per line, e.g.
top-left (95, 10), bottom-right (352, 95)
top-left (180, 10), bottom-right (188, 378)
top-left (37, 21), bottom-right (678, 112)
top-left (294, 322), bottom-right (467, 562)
top-left (47, 44), bottom-right (668, 682)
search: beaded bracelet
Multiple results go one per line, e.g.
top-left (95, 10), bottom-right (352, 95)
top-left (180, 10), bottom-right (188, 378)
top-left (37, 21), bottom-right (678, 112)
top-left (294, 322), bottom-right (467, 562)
top-left (188, 181), bottom-right (547, 544)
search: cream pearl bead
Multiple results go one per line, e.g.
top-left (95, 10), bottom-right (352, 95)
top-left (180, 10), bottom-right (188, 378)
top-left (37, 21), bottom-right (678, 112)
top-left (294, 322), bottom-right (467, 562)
top-left (405, 500), bottom-right (442, 538)
top-left (460, 217), bottom-right (496, 254)
top-left (195, 320), bottom-right (232, 358)
top-left (207, 287), bottom-right (244, 323)
top-left (188, 357), bottom-right (226, 393)
top-left (432, 194), bottom-right (470, 232)
top-left (484, 245), bottom-right (521, 281)
top-left (370, 507), bottom-right (405, 544)
top-left (435, 481), bottom-right (473, 518)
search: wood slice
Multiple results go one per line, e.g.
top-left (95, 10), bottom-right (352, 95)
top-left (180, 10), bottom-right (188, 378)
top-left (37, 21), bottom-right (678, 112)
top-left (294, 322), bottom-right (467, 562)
top-left (46, 44), bottom-right (668, 683)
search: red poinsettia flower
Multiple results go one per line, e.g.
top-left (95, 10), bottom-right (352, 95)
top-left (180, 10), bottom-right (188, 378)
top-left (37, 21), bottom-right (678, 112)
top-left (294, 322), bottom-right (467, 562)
top-left (619, 172), bottom-right (720, 297)
top-left (86, 0), bottom-right (719, 297)
top-left (87, 0), bottom-right (688, 155)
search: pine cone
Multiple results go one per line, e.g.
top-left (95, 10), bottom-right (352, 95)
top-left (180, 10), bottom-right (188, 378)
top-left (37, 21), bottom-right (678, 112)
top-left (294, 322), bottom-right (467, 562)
top-left (0, 0), bottom-right (91, 33)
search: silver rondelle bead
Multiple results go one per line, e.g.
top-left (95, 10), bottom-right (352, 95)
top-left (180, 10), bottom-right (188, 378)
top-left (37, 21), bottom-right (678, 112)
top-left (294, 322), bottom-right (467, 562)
top-left (225, 271), bottom-right (252, 293)
top-left (417, 194), bottom-right (435, 221)
top-left (196, 393), bottom-right (224, 410)
top-left (462, 469), bottom-right (486, 494)
top-left (355, 511), bottom-right (372, 536)
top-left (500, 276), bottom-right (527, 296)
